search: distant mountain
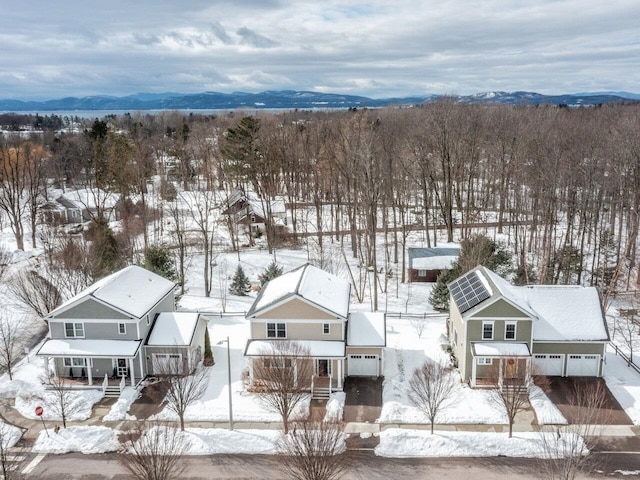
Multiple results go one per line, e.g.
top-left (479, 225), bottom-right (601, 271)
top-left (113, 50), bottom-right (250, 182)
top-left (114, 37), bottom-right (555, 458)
top-left (0, 90), bottom-right (637, 112)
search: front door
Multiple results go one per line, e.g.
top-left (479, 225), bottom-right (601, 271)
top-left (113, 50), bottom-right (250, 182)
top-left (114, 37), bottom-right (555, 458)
top-left (117, 358), bottom-right (128, 377)
top-left (505, 358), bottom-right (517, 378)
top-left (317, 359), bottom-right (329, 377)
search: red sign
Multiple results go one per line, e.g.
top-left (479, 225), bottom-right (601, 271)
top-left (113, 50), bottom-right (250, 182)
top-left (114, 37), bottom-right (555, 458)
top-left (35, 406), bottom-right (44, 417)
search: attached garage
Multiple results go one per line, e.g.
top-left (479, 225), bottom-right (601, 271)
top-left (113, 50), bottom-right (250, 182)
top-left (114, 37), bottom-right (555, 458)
top-left (565, 354), bottom-right (600, 377)
top-left (348, 354), bottom-right (379, 376)
top-left (532, 354), bottom-right (564, 376)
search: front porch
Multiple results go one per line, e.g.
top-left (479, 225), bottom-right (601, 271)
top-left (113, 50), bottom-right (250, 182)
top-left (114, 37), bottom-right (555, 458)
top-left (470, 342), bottom-right (532, 389)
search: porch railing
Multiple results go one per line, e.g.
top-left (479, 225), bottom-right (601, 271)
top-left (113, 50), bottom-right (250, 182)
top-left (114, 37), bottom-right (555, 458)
top-left (101, 373), bottom-right (109, 394)
top-left (119, 374), bottom-right (126, 392)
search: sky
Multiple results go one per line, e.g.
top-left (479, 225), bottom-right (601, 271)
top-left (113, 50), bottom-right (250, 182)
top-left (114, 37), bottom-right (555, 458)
top-left (1, 0), bottom-right (639, 100)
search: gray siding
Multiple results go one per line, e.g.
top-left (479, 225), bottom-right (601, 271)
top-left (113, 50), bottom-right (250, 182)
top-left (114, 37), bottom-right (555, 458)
top-left (49, 320), bottom-right (139, 340)
top-left (53, 298), bottom-right (130, 320)
top-left (532, 342), bottom-right (606, 356)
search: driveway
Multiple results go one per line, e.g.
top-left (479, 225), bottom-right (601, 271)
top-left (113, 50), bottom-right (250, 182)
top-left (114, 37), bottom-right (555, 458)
top-left (545, 377), bottom-right (631, 425)
top-left (343, 377), bottom-right (383, 423)
top-left (127, 380), bottom-right (169, 420)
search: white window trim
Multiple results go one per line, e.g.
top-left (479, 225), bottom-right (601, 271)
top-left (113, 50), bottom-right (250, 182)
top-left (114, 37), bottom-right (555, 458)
top-left (64, 322), bottom-right (85, 338)
top-left (482, 321), bottom-right (494, 340)
top-left (322, 323), bottom-right (330, 335)
top-left (418, 269), bottom-right (427, 277)
top-left (266, 322), bottom-right (287, 338)
top-left (504, 322), bottom-right (517, 340)
top-left (63, 357), bottom-right (87, 367)
top-left (118, 322), bottom-right (127, 335)
top-left (477, 357), bottom-right (493, 365)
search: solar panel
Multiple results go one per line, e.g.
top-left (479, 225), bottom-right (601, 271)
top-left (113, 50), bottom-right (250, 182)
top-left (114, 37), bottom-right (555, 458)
top-left (449, 271), bottom-right (490, 313)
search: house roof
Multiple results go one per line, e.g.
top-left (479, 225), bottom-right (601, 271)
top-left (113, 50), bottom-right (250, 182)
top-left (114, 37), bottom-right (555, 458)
top-left (36, 339), bottom-right (142, 358)
top-left (57, 188), bottom-right (120, 210)
top-left (146, 312), bottom-right (203, 346)
top-left (244, 339), bottom-right (346, 358)
top-left (451, 266), bottom-right (609, 342)
top-left (408, 247), bottom-right (460, 269)
top-left (46, 265), bottom-right (176, 319)
top-left (347, 312), bottom-right (386, 347)
top-left (472, 342), bottom-right (531, 357)
top-left (247, 264), bottom-right (351, 318)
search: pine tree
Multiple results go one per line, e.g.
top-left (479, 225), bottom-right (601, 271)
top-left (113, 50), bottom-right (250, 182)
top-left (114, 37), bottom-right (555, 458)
top-left (144, 245), bottom-right (178, 282)
top-left (229, 265), bottom-right (251, 296)
top-left (258, 261), bottom-right (283, 286)
top-left (203, 328), bottom-right (214, 366)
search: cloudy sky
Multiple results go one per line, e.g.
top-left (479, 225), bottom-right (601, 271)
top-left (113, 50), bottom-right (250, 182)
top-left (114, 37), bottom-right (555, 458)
top-left (2, 0), bottom-right (639, 100)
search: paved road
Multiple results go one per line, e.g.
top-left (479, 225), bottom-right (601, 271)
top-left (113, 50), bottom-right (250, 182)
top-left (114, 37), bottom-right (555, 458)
top-left (19, 449), bottom-right (640, 479)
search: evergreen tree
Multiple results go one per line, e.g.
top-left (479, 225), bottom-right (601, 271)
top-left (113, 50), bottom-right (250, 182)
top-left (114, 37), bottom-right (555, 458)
top-left (258, 261), bottom-right (283, 286)
top-left (203, 328), bottom-right (214, 366)
top-left (229, 265), bottom-right (251, 296)
top-left (144, 245), bottom-right (178, 282)
top-left (428, 269), bottom-right (455, 311)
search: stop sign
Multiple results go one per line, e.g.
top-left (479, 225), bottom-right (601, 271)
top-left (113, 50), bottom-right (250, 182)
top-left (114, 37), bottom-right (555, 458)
top-left (35, 406), bottom-right (44, 417)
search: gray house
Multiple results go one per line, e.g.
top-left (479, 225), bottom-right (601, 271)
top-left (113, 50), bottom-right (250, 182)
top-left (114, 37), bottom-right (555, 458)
top-left (447, 266), bottom-right (609, 386)
top-left (36, 266), bottom-right (207, 393)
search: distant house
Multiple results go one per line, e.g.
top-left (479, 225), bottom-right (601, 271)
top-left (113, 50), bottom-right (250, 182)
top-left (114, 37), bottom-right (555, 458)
top-left (447, 266), bottom-right (609, 387)
top-left (244, 264), bottom-right (386, 399)
top-left (41, 188), bottom-right (120, 225)
top-left (36, 266), bottom-right (207, 395)
top-left (408, 247), bottom-right (460, 282)
top-left (222, 189), bottom-right (286, 236)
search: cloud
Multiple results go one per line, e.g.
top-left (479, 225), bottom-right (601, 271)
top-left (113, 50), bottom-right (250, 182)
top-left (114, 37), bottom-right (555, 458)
top-left (236, 27), bottom-right (278, 48)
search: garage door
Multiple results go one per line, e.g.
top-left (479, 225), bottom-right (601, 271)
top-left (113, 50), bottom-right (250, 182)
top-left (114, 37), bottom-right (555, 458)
top-left (565, 354), bottom-right (600, 376)
top-left (348, 354), bottom-right (378, 376)
top-left (152, 353), bottom-right (183, 374)
top-left (532, 354), bottom-right (564, 376)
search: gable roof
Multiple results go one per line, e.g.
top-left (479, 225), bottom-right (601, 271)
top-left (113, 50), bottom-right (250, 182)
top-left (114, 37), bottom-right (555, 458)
top-left (47, 265), bottom-right (175, 319)
top-left (450, 266), bottom-right (609, 342)
top-left (247, 264), bottom-right (351, 318)
top-left (408, 247), bottom-right (460, 269)
top-left (146, 312), bottom-right (203, 346)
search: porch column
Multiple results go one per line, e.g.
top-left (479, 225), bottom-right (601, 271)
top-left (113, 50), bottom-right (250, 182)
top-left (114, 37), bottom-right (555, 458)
top-left (86, 358), bottom-right (93, 386)
top-left (471, 357), bottom-right (477, 387)
top-left (42, 356), bottom-right (50, 382)
top-left (337, 359), bottom-right (342, 389)
top-left (129, 358), bottom-right (135, 386)
top-left (498, 358), bottom-right (504, 389)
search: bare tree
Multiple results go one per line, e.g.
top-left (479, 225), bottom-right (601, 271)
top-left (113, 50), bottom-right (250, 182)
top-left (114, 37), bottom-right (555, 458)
top-left (539, 380), bottom-right (608, 480)
top-left (408, 359), bottom-right (457, 434)
top-left (0, 422), bottom-right (22, 480)
top-left (153, 354), bottom-right (209, 431)
top-left (488, 357), bottom-right (532, 438)
top-left (8, 269), bottom-right (62, 317)
top-left (409, 317), bottom-right (427, 338)
top-left (251, 340), bottom-right (313, 434)
top-left (277, 419), bottom-right (348, 480)
top-left (617, 308), bottom-right (639, 366)
top-left (41, 374), bottom-right (84, 428)
top-left (118, 420), bottom-right (190, 480)
top-left (0, 308), bottom-right (32, 380)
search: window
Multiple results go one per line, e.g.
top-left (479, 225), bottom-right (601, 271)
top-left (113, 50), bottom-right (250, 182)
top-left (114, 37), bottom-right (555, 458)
top-left (264, 358), bottom-right (293, 369)
top-left (323, 323), bottom-right (330, 335)
top-left (63, 357), bottom-right (87, 367)
top-left (482, 321), bottom-right (494, 340)
top-left (118, 323), bottom-right (126, 335)
top-left (418, 269), bottom-right (427, 277)
top-left (477, 357), bottom-right (493, 365)
top-left (505, 322), bottom-right (516, 340)
top-left (64, 322), bottom-right (84, 338)
top-left (266, 322), bottom-right (286, 338)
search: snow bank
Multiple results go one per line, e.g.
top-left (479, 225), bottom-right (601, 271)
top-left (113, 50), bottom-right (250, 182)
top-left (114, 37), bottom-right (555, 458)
top-left (103, 386), bottom-right (142, 422)
top-left (325, 392), bottom-right (346, 422)
top-left (34, 426), bottom-right (119, 454)
top-left (529, 385), bottom-right (567, 425)
top-left (0, 421), bottom-right (23, 449)
top-left (375, 429), bottom-right (586, 458)
top-left (604, 351), bottom-right (640, 425)
top-left (15, 389), bottom-right (103, 422)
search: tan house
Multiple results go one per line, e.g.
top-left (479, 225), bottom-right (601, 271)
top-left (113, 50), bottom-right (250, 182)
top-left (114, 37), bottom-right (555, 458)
top-left (244, 264), bottom-right (386, 399)
top-left (448, 266), bottom-right (609, 387)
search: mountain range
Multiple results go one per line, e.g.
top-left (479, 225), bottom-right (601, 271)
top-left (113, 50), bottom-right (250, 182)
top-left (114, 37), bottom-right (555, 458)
top-left (0, 90), bottom-right (638, 112)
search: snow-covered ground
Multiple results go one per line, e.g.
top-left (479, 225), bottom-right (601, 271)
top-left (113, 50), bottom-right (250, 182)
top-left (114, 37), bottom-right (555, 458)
top-left (376, 429), bottom-right (584, 458)
top-left (103, 385), bottom-right (144, 422)
top-left (604, 350), bottom-right (640, 425)
top-left (34, 426), bottom-right (120, 454)
top-left (0, 421), bottom-right (22, 449)
top-left (529, 386), bottom-right (567, 425)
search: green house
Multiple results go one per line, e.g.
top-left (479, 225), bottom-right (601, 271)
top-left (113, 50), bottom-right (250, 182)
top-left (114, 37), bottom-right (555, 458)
top-left (447, 266), bottom-right (609, 386)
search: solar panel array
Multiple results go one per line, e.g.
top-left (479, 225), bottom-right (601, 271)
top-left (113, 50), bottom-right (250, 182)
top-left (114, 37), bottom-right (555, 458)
top-left (449, 271), bottom-right (490, 313)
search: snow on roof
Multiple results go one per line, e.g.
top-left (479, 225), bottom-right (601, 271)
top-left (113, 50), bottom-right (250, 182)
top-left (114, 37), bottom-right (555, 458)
top-left (408, 247), bottom-right (460, 268)
top-left (524, 286), bottom-right (608, 342)
top-left (412, 255), bottom-right (458, 270)
top-left (249, 264), bottom-right (350, 318)
top-left (37, 339), bottom-right (142, 358)
top-left (466, 266), bottom-right (608, 342)
top-left (244, 339), bottom-right (346, 357)
top-left (47, 266), bottom-right (175, 319)
top-left (147, 312), bottom-right (201, 346)
top-left (472, 342), bottom-right (531, 357)
top-left (58, 188), bottom-right (119, 210)
top-left (347, 312), bottom-right (386, 346)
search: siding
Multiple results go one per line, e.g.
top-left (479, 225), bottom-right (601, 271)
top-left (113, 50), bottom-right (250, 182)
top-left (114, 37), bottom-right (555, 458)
top-left (532, 342), bottom-right (606, 355)
top-left (470, 298), bottom-right (530, 318)
top-left (49, 320), bottom-right (138, 340)
top-left (251, 320), bottom-right (344, 341)
top-left (255, 298), bottom-right (337, 320)
top-left (53, 298), bottom-right (130, 320)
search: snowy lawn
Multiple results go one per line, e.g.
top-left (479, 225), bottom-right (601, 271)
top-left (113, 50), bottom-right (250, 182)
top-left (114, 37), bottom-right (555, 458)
top-left (149, 427), bottom-right (283, 455)
top-left (34, 426), bottom-right (120, 454)
top-left (0, 421), bottom-right (23, 449)
top-left (325, 392), bottom-right (346, 421)
top-left (529, 385), bottom-right (567, 425)
top-left (375, 428), bottom-right (586, 458)
top-left (379, 314), bottom-right (508, 425)
top-left (15, 388), bottom-right (104, 423)
top-left (604, 350), bottom-right (640, 425)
